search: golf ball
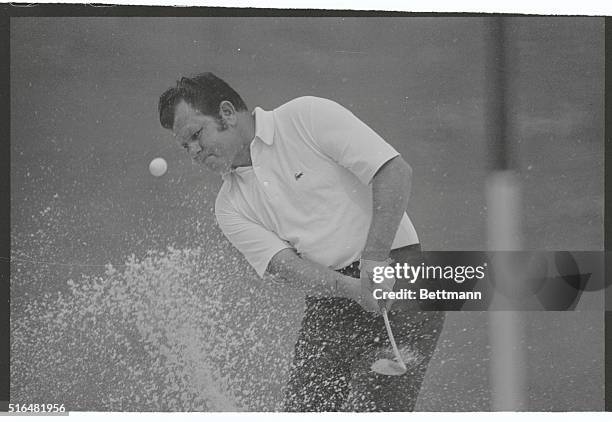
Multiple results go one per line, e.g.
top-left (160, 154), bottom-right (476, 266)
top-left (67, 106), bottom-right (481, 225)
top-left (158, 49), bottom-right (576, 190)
top-left (149, 157), bottom-right (168, 177)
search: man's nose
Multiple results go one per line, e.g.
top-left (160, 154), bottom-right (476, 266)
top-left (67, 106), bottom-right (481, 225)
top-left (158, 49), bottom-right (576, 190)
top-left (188, 141), bottom-right (202, 155)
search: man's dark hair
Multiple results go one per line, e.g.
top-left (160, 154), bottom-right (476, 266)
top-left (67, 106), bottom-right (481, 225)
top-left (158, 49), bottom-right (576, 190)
top-left (158, 72), bottom-right (248, 130)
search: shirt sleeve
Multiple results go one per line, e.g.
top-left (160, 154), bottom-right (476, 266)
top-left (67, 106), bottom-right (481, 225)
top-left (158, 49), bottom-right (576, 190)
top-left (308, 97), bottom-right (400, 185)
top-left (215, 190), bottom-right (293, 278)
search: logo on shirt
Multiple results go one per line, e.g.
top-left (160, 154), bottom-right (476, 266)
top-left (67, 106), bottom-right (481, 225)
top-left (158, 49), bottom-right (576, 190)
top-left (294, 171), bottom-right (304, 181)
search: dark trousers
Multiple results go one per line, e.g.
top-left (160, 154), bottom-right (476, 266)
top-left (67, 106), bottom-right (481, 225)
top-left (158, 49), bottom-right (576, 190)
top-left (283, 244), bottom-right (445, 411)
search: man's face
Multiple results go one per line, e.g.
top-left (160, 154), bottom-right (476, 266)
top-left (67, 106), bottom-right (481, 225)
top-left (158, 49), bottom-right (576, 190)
top-left (172, 100), bottom-right (243, 174)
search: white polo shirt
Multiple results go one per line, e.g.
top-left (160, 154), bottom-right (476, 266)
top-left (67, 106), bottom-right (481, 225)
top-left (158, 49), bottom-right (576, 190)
top-left (215, 96), bottom-right (419, 278)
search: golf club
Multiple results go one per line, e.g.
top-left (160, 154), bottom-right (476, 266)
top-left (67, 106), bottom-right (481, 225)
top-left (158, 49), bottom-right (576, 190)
top-left (371, 306), bottom-right (407, 376)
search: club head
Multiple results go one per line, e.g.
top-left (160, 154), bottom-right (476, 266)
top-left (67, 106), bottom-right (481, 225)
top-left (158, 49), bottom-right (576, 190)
top-left (371, 358), bottom-right (407, 376)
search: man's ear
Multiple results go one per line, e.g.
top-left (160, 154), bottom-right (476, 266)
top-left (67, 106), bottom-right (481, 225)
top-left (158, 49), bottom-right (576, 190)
top-left (219, 100), bottom-right (237, 126)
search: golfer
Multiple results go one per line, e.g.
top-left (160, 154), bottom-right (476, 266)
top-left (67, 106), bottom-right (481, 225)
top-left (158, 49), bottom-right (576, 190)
top-left (158, 73), bottom-right (444, 411)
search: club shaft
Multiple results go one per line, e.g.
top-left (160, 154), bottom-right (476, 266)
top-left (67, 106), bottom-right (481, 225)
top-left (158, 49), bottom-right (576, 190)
top-left (382, 308), bottom-right (406, 369)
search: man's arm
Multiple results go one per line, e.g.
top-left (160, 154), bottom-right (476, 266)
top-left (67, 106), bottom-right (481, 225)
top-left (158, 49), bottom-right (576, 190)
top-left (306, 98), bottom-right (413, 261)
top-left (266, 248), bottom-right (380, 312)
top-left (217, 189), bottom-right (380, 312)
top-left (362, 155), bottom-right (413, 261)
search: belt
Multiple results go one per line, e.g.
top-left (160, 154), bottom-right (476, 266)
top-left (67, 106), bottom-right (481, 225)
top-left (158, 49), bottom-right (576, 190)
top-left (336, 243), bottom-right (421, 278)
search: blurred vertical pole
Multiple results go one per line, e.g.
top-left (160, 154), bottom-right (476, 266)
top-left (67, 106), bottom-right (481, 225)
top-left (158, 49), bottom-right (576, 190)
top-left (485, 17), bottom-right (528, 411)
top-left (0, 6), bottom-right (10, 413)
top-left (605, 16), bottom-right (612, 413)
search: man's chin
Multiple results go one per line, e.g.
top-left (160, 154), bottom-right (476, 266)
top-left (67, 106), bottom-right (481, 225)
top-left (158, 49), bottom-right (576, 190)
top-left (204, 160), bottom-right (230, 176)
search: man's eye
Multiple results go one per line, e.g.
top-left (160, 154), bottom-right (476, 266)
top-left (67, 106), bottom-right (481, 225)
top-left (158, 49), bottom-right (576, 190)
top-left (191, 129), bottom-right (202, 140)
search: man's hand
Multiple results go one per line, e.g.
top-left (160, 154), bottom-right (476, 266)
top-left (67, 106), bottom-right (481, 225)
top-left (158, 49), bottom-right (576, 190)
top-left (336, 274), bottom-right (380, 313)
top-left (360, 259), bottom-right (396, 313)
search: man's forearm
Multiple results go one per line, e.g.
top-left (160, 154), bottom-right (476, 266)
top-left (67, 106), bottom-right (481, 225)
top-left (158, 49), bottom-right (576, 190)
top-left (361, 155), bottom-right (412, 261)
top-left (265, 248), bottom-right (355, 298)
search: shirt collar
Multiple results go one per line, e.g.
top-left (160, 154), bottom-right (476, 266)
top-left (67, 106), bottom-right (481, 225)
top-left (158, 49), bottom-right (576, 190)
top-left (253, 106), bottom-right (275, 146)
top-left (222, 106), bottom-right (274, 181)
